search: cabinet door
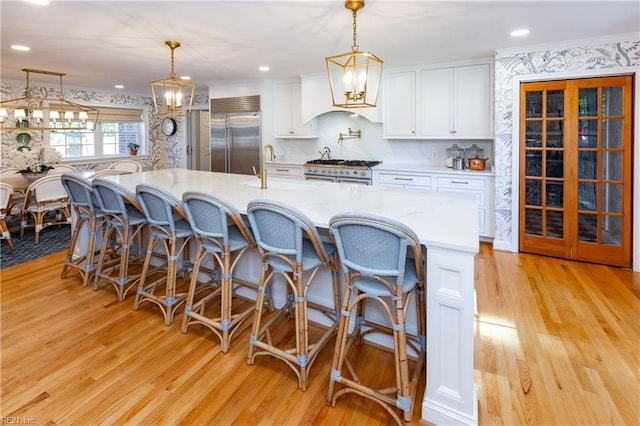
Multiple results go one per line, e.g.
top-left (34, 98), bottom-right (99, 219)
top-left (420, 64), bottom-right (492, 139)
top-left (454, 64), bottom-right (491, 138)
top-left (383, 71), bottom-right (416, 137)
top-left (274, 82), bottom-right (316, 137)
top-left (419, 67), bottom-right (453, 137)
top-left (274, 82), bottom-right (295, 136)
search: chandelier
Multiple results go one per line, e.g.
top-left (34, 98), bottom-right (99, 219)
top-left (150, 41), bottom-right (195, 117)
top-left (325, 0), bottom-right (383, 108)
top-left (0, 68), bottom-right (100, 131)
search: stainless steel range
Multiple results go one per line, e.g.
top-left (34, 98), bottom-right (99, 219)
top-left (303, 159), bottom-right (381, 185)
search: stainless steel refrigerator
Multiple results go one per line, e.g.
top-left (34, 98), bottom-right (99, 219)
top-left (210, 96), bottom-right (261, 175)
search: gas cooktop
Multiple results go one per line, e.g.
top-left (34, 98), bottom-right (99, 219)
top-left (304, 159), bottom-right (382, 168)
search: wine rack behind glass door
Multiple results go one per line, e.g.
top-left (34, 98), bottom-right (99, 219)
top-left (519, 76), bottom-right (633, 268)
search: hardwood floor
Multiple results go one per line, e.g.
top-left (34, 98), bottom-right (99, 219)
top-left (1, 245), bottom-right (638, 425)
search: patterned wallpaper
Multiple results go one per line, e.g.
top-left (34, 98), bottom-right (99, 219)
top-left (493, 36), bottom-right (640, 248)
top-left (0, 80), bottom-right (209, 171)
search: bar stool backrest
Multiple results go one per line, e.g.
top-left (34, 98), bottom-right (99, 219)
top-left (93, 177), bottom-right (142, 220)
top-left (183, 190), bottom-right (254, 247)
top-left (247, 199), bottom-right (329, 264)
top-left (329, 213), bottom-right (423, 289)
top-left (136, 183), bottom-right (186, 231)
top-left (60, 172), bottom-right (98, 214)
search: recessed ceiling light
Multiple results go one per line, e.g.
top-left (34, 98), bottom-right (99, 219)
top-left (114, 84), bottom-right (124, 89)
top-left (510, 29), bottom-right (530, 37)
top-left (259, 66), bottom-right (270, 72)
top-left (24, 0), bottom-right (50, 5)
top-left (180, 75), bottom-right (191, 80)
top-left (11, 45), bottom-right (30, 52)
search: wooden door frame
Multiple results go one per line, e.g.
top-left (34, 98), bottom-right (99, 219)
top-left (509, 67), bottom-right (640, 271)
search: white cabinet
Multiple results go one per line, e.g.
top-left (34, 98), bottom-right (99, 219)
top-left (375, 170), bottom-right (430, 189)
top-left (434, 174), bottom-right (494, 238)
top-left (274, 81), bottom-right (317, 138)
top-left (373, 169), bottom-right (494, 238)
top-left (382, 61), bottom-right (492, 139)
top-left (420, 64), bottom-right (492, 139)
top-left (382, 70), bottom-right (417, 137)
top-left (265, 163), bottom-right (304, 180)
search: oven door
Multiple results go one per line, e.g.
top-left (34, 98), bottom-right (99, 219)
top-left (337, 177), bottom-right (371, 185)
top-left (305, 175), bottom-right (336, 182)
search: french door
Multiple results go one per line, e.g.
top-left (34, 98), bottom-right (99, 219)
top-left (519, 75), bottom-right (633, 267)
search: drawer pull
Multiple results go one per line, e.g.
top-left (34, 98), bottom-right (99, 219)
top-left (394, 177), bottom-right (414, 181)
top-left (275, 168), bottom-right (289, 172)
top-left (451, 180), bottom-right (469, 184)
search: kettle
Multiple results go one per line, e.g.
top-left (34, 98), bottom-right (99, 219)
top-left (319, 146), bottom-right (331, 161)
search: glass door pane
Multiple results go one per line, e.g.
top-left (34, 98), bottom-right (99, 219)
top-left (520, 82), bottom-right (566, 256)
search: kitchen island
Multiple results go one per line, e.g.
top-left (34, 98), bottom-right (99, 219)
top-left (106, 168), bottom-right (480, 425)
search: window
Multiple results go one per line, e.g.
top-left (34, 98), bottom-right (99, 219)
top-left (48, 106), bottom-right (144, 159)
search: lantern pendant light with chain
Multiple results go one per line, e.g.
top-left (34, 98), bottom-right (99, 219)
top-left (325, 0), bottom-right (382, 108)
top-left (150, 41), bottom-right (195, 117)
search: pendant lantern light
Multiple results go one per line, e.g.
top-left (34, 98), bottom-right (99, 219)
top-left (150, 41), bottom-right (195, 117)
top-left (325, 0), bottom-right (383, 108)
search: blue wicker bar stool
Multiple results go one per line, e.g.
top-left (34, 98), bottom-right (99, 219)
top-left (61, 173), bottom-right (105, 287)
top-left (181, 191), bottom-right (266, 352)
top-left (92, 177), bottom-right (147, 301)
top-left (326, 213), bottom-right (426, 425)
top-left (134, 183), bottom-right (193, 326)
top-left (246, 199), bottom-right (341, 391)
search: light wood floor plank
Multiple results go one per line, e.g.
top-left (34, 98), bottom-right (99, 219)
top-left (1, 245), bottom-right (638, 425)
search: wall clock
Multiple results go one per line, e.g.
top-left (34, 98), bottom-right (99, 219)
top-left (162, 118), bottom-right (177, 136)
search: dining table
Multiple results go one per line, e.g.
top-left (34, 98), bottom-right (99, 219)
top-left (103, 168), bottom-right (481, 425)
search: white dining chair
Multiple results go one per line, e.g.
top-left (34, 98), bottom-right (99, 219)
top-left (48, 165), bottom-right (77, 174)
top-left (0, 182), bottom-right (15, 250)
top-left (20, 174), bottom-right (71, 244)
top-left (108, 160), bottom-right (142, 174)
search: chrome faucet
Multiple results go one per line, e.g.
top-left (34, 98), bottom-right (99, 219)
top-left (254, 144), bottom-right (275, 189)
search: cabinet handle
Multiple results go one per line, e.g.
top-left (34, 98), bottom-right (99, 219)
top-left (394, 177), bottom-right (414, 181)
top-left (275, 168), bottom-right (289, 172)
top-left (450, 180), bottom-right (469, 184)
top-left (412, 130), bottom-right (416, 135)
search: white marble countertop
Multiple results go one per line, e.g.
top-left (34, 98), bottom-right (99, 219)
top-left (110, 168), bottom-right (479, 254)
top-left (268, 159), bottom-right (495, 176)
top-left (374, 162), bottom-right (495, 176)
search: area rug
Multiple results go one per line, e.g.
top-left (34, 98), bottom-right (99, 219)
top-left (0, 219), bottom-right (71, 269)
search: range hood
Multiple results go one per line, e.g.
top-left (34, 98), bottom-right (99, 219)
top-left (300, 73), bottom-right (381, 124)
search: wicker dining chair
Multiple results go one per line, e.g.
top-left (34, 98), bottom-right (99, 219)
top-left (181, 190), bottom-right (265, 352)
top-left (109, 160), bottom-right (142, 174)
top-left (48, 164), bottom-right (77, 174)
top-left (90, 169), bottom-right (122, 179)
top-left (92, 177), bottom-right (147, 301)
top-left (0, 182), bottom-right (15, 250)
top-left (20, 174), bottom-right (71, 244)
top-left (60, 173), bottom-right (105, 287)
top-left (134, 183), bottom-right (193, 325)
top-left (246, 199), bottom-right (341, 391)
top-left (326, 213), bottom-right (426, 425)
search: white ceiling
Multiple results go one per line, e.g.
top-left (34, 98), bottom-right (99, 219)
top-left (1, 0), bottom-right (638, 95)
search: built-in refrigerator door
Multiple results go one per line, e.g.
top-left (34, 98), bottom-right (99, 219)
top-left (210, 113), bottom-right (228, 173)
top-left (228, 112), bottom-right (260, 175)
